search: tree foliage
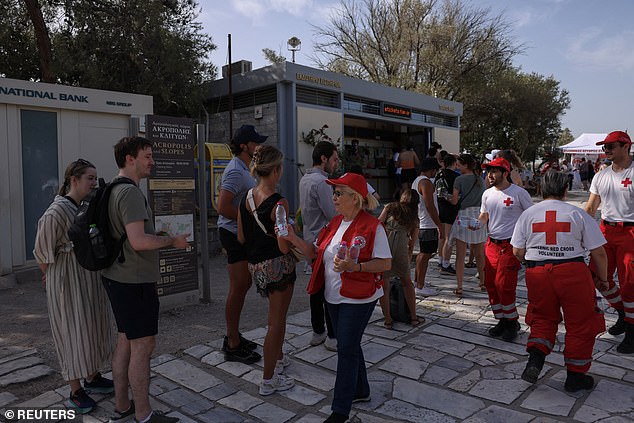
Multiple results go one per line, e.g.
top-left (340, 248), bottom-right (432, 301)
top-left (0, 0), bottom-right (216, 116)
top-left (262, 48), bottom-right (286, 64)
top-left (313, 0), bottom-right (570, 162)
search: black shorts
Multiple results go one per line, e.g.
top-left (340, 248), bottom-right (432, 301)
top-left (418, 229), bottom-right (439, 254)
top-left (102, 277), bottom-right (159, 340)
top-left (219, 227), bottom-right (247, 264)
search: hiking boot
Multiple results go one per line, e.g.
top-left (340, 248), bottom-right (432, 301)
top-left (564, 371), bottom-right (595, 392)
top-left (310, 331), bottom-right (327, 346)
top-left (324, 336), bottom-right (338, 351)
top-left (224, 343), bottom-right (261, 364)
top-left (134, 411), bottom-right (179, 423)
top-left (109, 400), bottom-right (135, 423)
top-left (616, 323), bottom-right (634, 354)
top-left (222, 334), bottom-right (257, 352)
top-left (608, 309), bottom-right (626, 336)
top-left (66, 388), bottom-right (96, 414)
top-left (259, 373), bottom-right (295, 396)
top-left (502, 320), bottom-right (521, 342)
top-left (440, 265), bottom-right (456, 275)
top-left (488, 319), bottom-right (506, 337)
top-left (521, 347), bottom-right (546, 384)
top-left (84, 372), bottom-right (114, 394)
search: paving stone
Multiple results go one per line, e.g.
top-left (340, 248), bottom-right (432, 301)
top-left (287, 331), bottom-right (314, 349)
top-left (520, 384), bottom-right (576, 416)
top-left (217, 390), bottom-right (263, 412)
top-left (370, 337), bottom-right (407, 349)
top-left (393, 377), bottom-right (485, 419)
top-left (285, 323), bottom-right (311, 336)
top-left (162, 411), bottom-right (198, 423)
top-left (153, 359), bottom-right (223, 392)
top-left (149, 376), bottom-right (180, 396)
top-left (368, 370), bottom-right (397, 382)
top-left (447, 370), bottom-right (481, 392)
top-left (424, 324), bottom-right (526, 355)
top-left (434, 354), bottom-right (474, 372)
top-left (284, 360), bottom-right (336, 392)
top-left (294, 414), bottom-right (328, 423)
top-left (400, 346), bottom-right (446, 363)
top-left (363, 325), bottom-right (403, 340)
top-left (241, 327), bottom-right (268, 344)
top-left (277, 384), bottom-right (326, 406)
top-left (196, 406), bottom-right (245, 422)
top-left (150, 354), bottom-right (176, 367)
top-left (157, 387), bottom-right (213, 414)
top-left (248, 402), bottom-right (296, 423)
top-left (588, 361), bottom-right (627, 380)
top-left (480, 367), bottom-right (516, 380)
top-left (422, 365), bottom-right (459, 385)
top-left (463, 348), bottom-right (518, 366)
top-left (376, 399), bottom-right (456, 422)
top-left (408, 332), bottom-right (475, 357)
top-left (184, 344), bottom-right (213, 359)
top-left (595, 352), bottom-right (634, 371)
top-left (286, 310), bottom-right (311, 326)
top-left (378, 355), bottom-right (428, 379)
top-left (18, 390), bottom-right (62, 408)
top-left (201, 382), bottom-right (239, 401)
top-left (0, 347), bottom-right (37, 365)
top-left (353, 411), bottom-right (404, 422)
top-left (0, 356), bottom-right (44, 377)
top-left (217, 360), bottom-right (254, 377)
top-left (573, 404), bottom-right (611, 422)
top-left (353, 381), bottom-right (392, 412)
top-left (624, 371), bottom-right (634, 383)
top-left (469, 379), bottom-right (530, 404)
top-left (201, 351), bottom-right (225, 366)
top-left (0, 365), bottom-right (54, 387)
top-left (294, 345), bottom-right (336, 364)
top-left (0, 392), bottom-right (18, 407)
top-left (585, 379), bottom-right (634, 413)
top-left (463, 405), bottom-right (534, 423)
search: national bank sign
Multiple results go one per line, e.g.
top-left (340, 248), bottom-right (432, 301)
top-left (0, 85), bottom-right (88, 103)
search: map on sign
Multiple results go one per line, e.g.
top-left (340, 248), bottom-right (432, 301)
top-left (155, 214), bottom-right (194, 242)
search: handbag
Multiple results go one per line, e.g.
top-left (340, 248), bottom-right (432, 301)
top-left (246, 189), bottom-right (303, 262)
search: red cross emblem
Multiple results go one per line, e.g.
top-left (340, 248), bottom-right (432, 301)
top-left (532, 210), bottom-right (571, 245)
top-left (503, 197), bottom-right (513, 207)
top-left (622, 178), bottom-right (632, 188)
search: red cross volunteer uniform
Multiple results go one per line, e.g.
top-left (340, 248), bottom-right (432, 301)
top-left (480, 182), bottom-right (533, 324)
top-left (589, 159), bottom-right (634, 324)
top-left (511, 200), bottom-right (606, 373)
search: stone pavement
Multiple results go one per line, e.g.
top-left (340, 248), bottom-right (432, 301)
top-left (2, 260), bottom-right (634, 423)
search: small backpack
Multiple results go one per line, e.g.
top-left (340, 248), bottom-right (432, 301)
top-left (389, 279), bottom-right (411, 323)
top-left (68, 177), bottom-right (135, 271)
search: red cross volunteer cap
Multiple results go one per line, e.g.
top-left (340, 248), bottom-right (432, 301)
top-left (596, 131), bottom-right (631, 145)
top-left (482, 157), bottom-right (511, 173)
top-left (326, 172), bottom-right (369, 197)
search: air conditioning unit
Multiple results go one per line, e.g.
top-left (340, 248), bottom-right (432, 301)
top-left (222, 60), bottom-right (253, 78)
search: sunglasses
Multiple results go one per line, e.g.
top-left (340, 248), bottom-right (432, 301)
top-left (333, 190), bottom-right (349, 198)
top-left (602, 144), bottom-right (620, 151)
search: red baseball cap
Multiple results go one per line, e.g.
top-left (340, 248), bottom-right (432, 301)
top-left (326, 172), bottom-right (369, 197)
top-left (482, 157), bottom-right (511, 173)
top-left (596, 131), bottom-right (631, 145)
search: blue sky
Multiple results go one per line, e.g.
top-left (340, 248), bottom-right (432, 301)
top-left (200, 0), bottom-right (634, 138)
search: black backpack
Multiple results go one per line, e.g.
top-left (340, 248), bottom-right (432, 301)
top-left (68, 177), bottom-right (135, 271)
top-left (389, 279), bottom-right (411, 323)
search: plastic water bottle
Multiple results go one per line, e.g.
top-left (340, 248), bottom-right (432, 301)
top-left (349, 239), bottom-right (362, 263)
top-left (456, 218), bottom-right (481, 229)
top-left (336, 241), bottom-right (348, 260)
top-left (89, 224), bottom-right (107, 259)
top-left (275, 202), bottom-right (288, 237)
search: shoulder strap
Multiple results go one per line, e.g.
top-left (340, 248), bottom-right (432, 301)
top-left (247, 188), bottom-right (268, 234)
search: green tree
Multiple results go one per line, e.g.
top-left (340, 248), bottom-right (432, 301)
top-left (557, 128), bottom-right (575, 146)
top-left (0, 0), bottom-right (41, 79)
top-left (262, 48), bottom-right (286, 64)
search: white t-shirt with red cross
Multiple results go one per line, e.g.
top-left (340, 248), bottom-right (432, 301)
top-left (480, 184), bottom-right (533, 239)
top-left (589, 161), bottom-right (634, 222)
top-left (511, 200), bottom-right (606, 261)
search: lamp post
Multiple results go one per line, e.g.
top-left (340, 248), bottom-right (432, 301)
top-left (287, 36), bottom-right (301, 63)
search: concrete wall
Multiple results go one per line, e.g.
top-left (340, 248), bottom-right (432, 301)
top-left (208, 103), bottom-right (278, 147)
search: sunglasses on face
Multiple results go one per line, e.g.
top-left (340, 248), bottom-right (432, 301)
top-left (602, 144), bottom-right (619, 151)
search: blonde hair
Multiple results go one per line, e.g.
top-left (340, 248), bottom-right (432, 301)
top-left (250, 145), bottom-right (283, 177)
top-left (340, 186), bottom-right (379, 211)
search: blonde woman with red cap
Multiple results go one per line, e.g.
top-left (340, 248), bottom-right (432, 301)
top-left (280, 172), bottom-right (391, 423)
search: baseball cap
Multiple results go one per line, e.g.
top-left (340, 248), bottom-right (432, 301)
top-left (485, 149), bottom-right (501, 161)
top-left (231, 125), bottom-right (268, 146)
top-left (326, 172), bottom-right (368, 197)
top-left (420, 157), bottom-right (441, 171)
top-left (482, 157), bottom-right (511, 173)
top-left (596, 131), bottom-right (631, 145)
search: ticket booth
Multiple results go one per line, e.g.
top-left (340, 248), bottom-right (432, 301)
top-left (194, 142), bottom-right (232, 212)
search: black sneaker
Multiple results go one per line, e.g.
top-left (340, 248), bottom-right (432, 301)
top-left (109, 400), bottom-right (135, 423)
top-left (134, 410), bottom-right (179, 423)
top-left (564, 371), bottom-right (594, 392)
top-left (502, 320), bottom-right (521, 342)
top-left (608, 309), bottom-right (626, 336)
top-left (84, 372), bottom-right (114, 394)
top-left (488, 319), bottom-right (506, 337)
top-left (440, 265), bottom-right (456, 275)
top-left (224, 343), bottom-right (261, 364)
top-left (66, 388), bottom-right (96, 414)
top-left (222, 334), bottom-right (257, 352)
top-left (324, 412), bottom-right (349, 423)
top-left (521, 348), bottom-right (546, 384)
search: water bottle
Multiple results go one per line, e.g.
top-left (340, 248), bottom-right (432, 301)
top-left (89, 224), bottom-right (107, 259)
top-left (275, 202), bottom-right (288, 237)
top-left (349, 239), bottom-right (362, 263)
top-left (336, 241), bottom-right (348, 260)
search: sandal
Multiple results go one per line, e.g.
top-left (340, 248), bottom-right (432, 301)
top-left (383, 319), bottom-right (393, 329)
top-left (453, 288), bottom-right (463, 297)
top-left (410, 316), bottom-right (425, 327)
top-left (465, 262), bottom-right (477, 268)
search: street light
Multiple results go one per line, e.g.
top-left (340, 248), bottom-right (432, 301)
top-left (287, 36), bottom-right (301, 63)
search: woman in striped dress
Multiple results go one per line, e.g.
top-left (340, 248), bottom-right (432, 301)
top-left (33, 159), bottom-right (115, 414)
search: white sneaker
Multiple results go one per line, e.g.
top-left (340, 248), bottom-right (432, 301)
top-left (275, 354), bottom-right (291, 374)
top-left (324, 337), bottom-right (338, 351)
top-left (259, 373), bottom-right (295, 396)
top-left (415, 287), bottom-right (438, 297)
top-left (310, 331), bottom-right (327, 346)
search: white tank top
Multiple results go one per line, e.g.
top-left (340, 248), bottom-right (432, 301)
top-left (412, 175), bottom-right (438, 229)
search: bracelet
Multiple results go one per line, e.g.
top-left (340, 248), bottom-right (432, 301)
top-left (358, 263), bottom-right (362, 272)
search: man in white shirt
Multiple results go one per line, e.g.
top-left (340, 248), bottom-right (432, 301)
top-left (478, 157), bottom-right (533, 342)
top-left (512, 170), bottom-right (608, 392)
top-left (585, 130), bottom-right (634, 354)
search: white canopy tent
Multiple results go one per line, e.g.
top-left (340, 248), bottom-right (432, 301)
top-left (559, 133), bottom-right (607, 155)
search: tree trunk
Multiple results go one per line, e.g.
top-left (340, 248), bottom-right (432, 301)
top-left (23, 0), bottom-right (55, 82)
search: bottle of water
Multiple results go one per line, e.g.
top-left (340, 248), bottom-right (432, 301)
top-left (275, 202), bottom-right (288, 237)
top-left (336, 241), bottom-right (348, 260)
top-left (456, 218), bottom-right (481, 229)
top-left (89, 224), bottom-right (107, 259)
top-left (349, 239), bottom-right (362, 263)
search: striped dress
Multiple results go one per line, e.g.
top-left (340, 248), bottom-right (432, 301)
top-left (33, 195), bottom-right (114, 381)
